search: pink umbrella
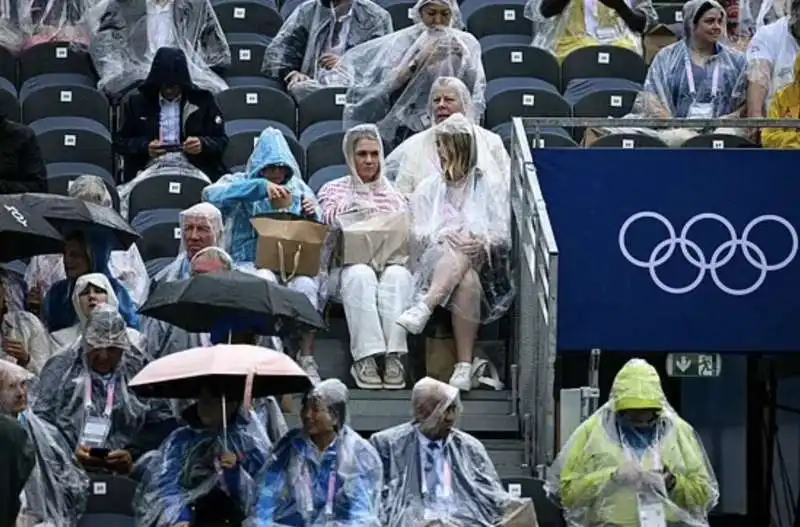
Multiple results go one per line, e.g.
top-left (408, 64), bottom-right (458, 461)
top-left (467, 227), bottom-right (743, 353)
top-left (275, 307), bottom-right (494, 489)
top-left (129, 344), bottom-right (312, 400)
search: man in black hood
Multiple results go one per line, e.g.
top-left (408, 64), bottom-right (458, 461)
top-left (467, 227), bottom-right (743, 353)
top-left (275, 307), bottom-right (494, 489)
top-left (0, 114), bottom-right (47, 195)
top-left (115, 47), bottom-right (228, 182)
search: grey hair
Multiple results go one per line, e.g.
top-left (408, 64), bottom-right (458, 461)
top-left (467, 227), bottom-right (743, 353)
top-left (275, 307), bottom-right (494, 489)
top-left (411, 377), bottom-right (457, 421)
top-left (189, 246), bottom-right (234, 274)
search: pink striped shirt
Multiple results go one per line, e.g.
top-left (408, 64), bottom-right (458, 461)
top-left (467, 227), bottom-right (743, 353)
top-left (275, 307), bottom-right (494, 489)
top-left (317, 175), bottom-right (408, 225)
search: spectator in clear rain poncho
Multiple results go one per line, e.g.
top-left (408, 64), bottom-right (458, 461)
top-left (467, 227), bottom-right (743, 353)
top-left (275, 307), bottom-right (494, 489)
top-left (17, 0), bottom-right (91, 50)
top-left (152, 202), bottom-right (225, 285)
top-left (250, 379), bottom-right (383, 526)
top-left (384, 76), bottom-right (509, 196)
top-left (38, 227), bottom-right (140, 333)
top-left (335, 0), bottom-right (485, 147)
top-left (50, 272), bottom-right (145, 353)
top-left (371, 377), bottom-right (522, 526)
top-left (263, 0), bottom-right (392, 99)
top-left (0, 272), bottom-right (56, 375)
top-left (88, 0), bottom-right (230, 99)
top-left (31, 304), bottom-right (154, 475)
top-left (135, 388), bottom-right (274, 527)
top-left (549, 358), bottom-right (718, 527)
top-left (395, 113), bottom-right (514, 392)
top-left (524, 0), bottom-right (656, 60)
top-left (203, 127), bottom-right (324, 383)
top-left (0, 0), bottom-right (22, 52)
top-left (0, 360), bottom-right (89, 526)
top-left (739, 0), bottom-right (789, 41)
top-left (746, 0), bottom-right (800, 118)
top-left (25, 175), bottom-right (150, 309)
top-left (317, 125), bottom-right (412, 390)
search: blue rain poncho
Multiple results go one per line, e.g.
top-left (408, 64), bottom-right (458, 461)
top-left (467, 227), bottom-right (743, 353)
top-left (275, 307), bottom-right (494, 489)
top-left (135, 403), bottom-right (273, 527)
top-left (250, 379), bottom-right (383, 526)
top-left (31, 304), bottom-right (151, 453)
top-left (41, 229), bottom-right (140, 333)
top-left (202, 127), bottom-right (321, 265)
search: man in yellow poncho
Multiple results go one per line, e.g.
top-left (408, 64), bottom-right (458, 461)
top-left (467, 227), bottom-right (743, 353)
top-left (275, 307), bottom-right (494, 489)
top-left (550, 358), bottom-right (718, 527)
top-left (762, 55), bottom-right (800, 148)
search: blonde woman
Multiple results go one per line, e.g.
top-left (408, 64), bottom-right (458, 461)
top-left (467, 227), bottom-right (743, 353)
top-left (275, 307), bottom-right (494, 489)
top-left (396, 113), bottom-right (514, 391)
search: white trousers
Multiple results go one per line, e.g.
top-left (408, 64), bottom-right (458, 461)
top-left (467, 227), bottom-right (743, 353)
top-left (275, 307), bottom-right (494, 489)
top-left (338, 264), bottom-right (412, 362)
top-left (258, 269), bottom-right (321, 311)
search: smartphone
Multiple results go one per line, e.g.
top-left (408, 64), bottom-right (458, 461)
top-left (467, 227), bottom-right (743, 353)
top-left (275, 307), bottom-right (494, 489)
top-left (89, 447), bottom-right (110, 459)
top-left (162, 143), bottom-right (183, 153)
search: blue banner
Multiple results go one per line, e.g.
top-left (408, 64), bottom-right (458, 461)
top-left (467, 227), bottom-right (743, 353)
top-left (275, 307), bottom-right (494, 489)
top-left (534, 148), bottom-right (800, 352)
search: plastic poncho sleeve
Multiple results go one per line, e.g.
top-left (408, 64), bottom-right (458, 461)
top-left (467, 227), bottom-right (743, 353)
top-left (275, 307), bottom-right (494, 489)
top-left (203, 178), bottom-right (270, 216)
top-left (558, 416), bottom-right (618, 508)
top-left (252, 454), bottom-right (283, 521)
top-left (158, 428), bottom-right (195, 523)
top-left (665, 420), bottom-right (717, 511)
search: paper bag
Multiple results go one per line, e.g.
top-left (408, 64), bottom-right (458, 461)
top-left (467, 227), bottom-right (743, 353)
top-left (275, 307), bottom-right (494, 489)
top-left (339, 211), bottom-right (410, 271)
top-left (644, 24), bottom-right (678, 64)
top-left (251, 216), bottom-right (328, 280)
top-left (497, 498), bottom-right (538, 527)
top-left (425, 336), bottom-right (457, 381)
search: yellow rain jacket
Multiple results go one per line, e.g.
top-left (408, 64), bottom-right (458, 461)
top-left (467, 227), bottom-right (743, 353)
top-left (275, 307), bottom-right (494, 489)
top-left (762, 56), bottom-right (800, 149)
top-left (556, 359), bottom-right (717, 527)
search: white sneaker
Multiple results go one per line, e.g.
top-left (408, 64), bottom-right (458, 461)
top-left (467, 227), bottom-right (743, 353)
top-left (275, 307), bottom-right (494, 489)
top-left (382, 354), bottom-right (406, 389)
top-left (449, 362), bottom-right (472, 392)
top-left (350, 357), bottom-right (382, 390)
top-left (299, 355), bottom-right (321, 384)
top-left (395, 302), bottom-right (433, 335)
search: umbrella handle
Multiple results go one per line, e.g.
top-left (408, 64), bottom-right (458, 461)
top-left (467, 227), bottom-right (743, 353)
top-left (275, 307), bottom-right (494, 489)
top-left (222, 393), bottom-right (228, 452)
top-left (243, 369), bottom-right (254, 417)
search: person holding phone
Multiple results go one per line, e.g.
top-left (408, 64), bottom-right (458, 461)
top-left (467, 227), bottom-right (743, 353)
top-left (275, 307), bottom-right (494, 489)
top-left (116, 47), bottom-right (229, 183)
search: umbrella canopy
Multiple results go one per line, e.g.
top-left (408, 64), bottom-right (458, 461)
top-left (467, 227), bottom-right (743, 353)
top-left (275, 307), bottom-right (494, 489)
top-left (10, 193), bottom-right (139, 249)
top-left (129, 344), bottom-right (313, 399)
top-left (140, 270), bottom-right (326, 333)
top-left (0, 197), bottom-right (64, 262)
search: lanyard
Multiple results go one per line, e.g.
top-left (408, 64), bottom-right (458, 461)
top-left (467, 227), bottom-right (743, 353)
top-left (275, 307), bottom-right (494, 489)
top-left (85, 376), bottom-right (116, 418)
top-left (685, 55), bottom-right (720, 97)
top-left (302, 447), bottom-right (338, 517)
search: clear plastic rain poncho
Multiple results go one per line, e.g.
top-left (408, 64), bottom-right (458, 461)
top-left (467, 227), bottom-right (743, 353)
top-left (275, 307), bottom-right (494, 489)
top-left (87, 0), bottom-right (230, 96)
top-left (153, 202), bottom-right (225, 283)
top-left (407, 113), bottom-right (514, 325)
top-left (263, 0), bottom-right (393, 98)
top-left (524, 0), bottom-right (657, 59)
top-left (248, 379), bottom-right (383, 526)
top-left (370, 377), bottom-right (532, 526)
top-left (135, 393), bottom-right (273, 527)
top-left (548, 359), bottom-right (719, 527)
top-left (336, 0), bottom-right (486, 143)
top-left (26, 175), bottom-right (151, 308)
top-left (740, 0), bottom-right (789, 38)
top-left (630, 0), bottom-right (747, 119)
top-left (50, 272), bottom-right (146, 354)
top-left (31, 303), bottom-right (151, 453)
top-left (384, 76), bottom-right (510, 195)
top-left (0, 265), bottom-right (26, 312)
top-left (118, 153), bottom-right (212, 221)
top-left (0, 0), bottom-right (23, 52)
top-left (17, 0), bottom-right (92, 49)
top-left (0, 360), bottom-right (90, 527)
top-left (1, 310), bottom-right (57, 375)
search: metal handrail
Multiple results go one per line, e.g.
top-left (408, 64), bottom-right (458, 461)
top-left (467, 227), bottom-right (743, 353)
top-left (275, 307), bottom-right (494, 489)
top-left (518, 117), bottom-right (800, 128)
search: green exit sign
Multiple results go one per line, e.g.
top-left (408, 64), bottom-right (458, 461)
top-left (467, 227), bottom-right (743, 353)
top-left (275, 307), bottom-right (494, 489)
top-left (665, 353), bottom-right (722, 378)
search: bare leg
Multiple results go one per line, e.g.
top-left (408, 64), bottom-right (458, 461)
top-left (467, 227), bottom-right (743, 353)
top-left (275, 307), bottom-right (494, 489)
top-left (298, 331), bottom-right (315, 357)
top-left (422, 248), bottom-right (471, 308)
top-left (451, 269), bottom-right (481, 363)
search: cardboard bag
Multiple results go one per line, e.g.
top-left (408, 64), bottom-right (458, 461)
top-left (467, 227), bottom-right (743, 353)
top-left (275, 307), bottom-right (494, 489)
top-left (644, 24), bottom-right (678, 64)
top-left (497, 499), bottom-right (538, 527)
top-left (340, 211), bottom-right (410, 271)
top-left (251, 216), bottom-right (328, 280)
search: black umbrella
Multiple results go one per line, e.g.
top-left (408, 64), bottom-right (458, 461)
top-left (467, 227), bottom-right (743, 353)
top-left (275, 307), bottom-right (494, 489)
top-left (10, 193), bottom-right (139, 249)
top-left (140, 270), bottom-right (326, 334)
top-left (0, 197), bottom-right (64, 263)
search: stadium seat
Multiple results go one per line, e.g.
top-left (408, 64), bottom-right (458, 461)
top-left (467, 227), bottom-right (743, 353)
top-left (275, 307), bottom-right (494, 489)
top-left (309, 164), bottom-right (347, 193)
top-left (18, 42), bottom-right (95, 86)
top-left (224, 119), bottom-right (305, 175)
top-left (132, 209), bottom-right (182, 261)
top-left (279, 0), bottom-right (305, 18)
top-left (380, 0), bottom-right (417, 30)
top-left (225, 33), bottom-right (272, 78)
top-left (0, 79), bottom-right (19, 122)
top-left (145, 257), bottom-right (174, 279)
top-left (223, 75), bottom-right (285, 91)
top-left (462, 0), bottom-right (529, 39)
top-left (561, 46), bottom-right (647, 87)
top-left (217, 85), bottom-right (296, 128)
top-left (481, 37), bottom-right (559, 86)
top-left (214, 0), bottom-right (283, 37)
top-left (20, 74), bottom-right (110, 128)
top-left (591, 133), bottom-right (669, 148)
top-left (566, 79), bottom-right (640, 118)
top-left (681, 133), bottom-right (756, 148)
top-left (484, 78), bottom-right (570, 130)
top-left (78, 473), bottom-right (137, 526)
top-left (296, 86), bottom-right (348, 132)
top-left (493, 123), bottom-right (577, 149)
top-left (654, 3), bottom-right (684, 26)
top-left (0, 45), bottom-right (15, 85)
top-left (30, 117), bottom-right (113, 173)
top-left (46, 162), bottom-right (119, 208)
top-left (300, 121), bottom-right (346, 180)
top-left (500, 477), bottom-right (565, 527)
top-left (128, 176), bottom-right (209, 221)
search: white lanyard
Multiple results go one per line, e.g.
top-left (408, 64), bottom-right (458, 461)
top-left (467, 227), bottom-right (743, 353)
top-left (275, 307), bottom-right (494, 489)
top-left (302, 450), bottom-right (338, 517)
top-left (685, 56), bottom-right (720, 97)
top-left (85, 376), bottom-right (116, 418)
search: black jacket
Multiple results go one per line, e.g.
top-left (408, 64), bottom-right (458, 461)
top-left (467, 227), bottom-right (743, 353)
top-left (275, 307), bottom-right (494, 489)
top-left (0, 415), bottom-right (35, 527)
top-left (0, 117), bottom-right (47, 195)
top-left (115, 47), bottom-right (229, 182)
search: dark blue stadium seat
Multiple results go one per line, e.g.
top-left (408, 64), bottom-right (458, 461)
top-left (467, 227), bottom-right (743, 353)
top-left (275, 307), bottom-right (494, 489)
top-left (484, 78), bottom-right (570, 129)
top-left (493, 122), bottom-right (577, 149)
top-left (214, 0), bottom-right (283, 37)
top-left (380, 0), bottom-right (416, 30)
top-left (224, 119), bottom-right (305, 175)
top-left (128, 175), bottom-right (209, 221)
top-left (300, 121), bottom-right (346, 180)
top-left (226, 32), bottom-right (272, 78)
top-left (561, 45), bottom-right (647, 88)
top-left (18, 42), bottom-right (96, 85)
top-left (565, 78), bottom-right (641, 118)
top-left (296, 86), bottom-right (348, 132)
top-left (481, 37), bottom-right (559, 86)
top-left (462, 0), bottom-right (529, 39)
top-left (309, 164), bottom-right (347, 193)
top-left (681, 133), bottom-right (756, 149)
top-left (0, 45), bottom-right (15, 85)
top-left (46, 162), bottom-right (120, 209)
top-left (78, 473), bottom-right (137, 526)
top-left (20, 73), bottom-right (110, 128)
top-left (591, 133), bottom-right (669, 148)
top-left (131, 208), bottom-right (183, 261)
top-left (0, 78), bottom-right (19, 122)
top-left (30, 117), bottom-right (113, 173)
top-left (217, 85), bottom-right (296, 129)
top-left (223, 75), bottom-right (285, 91)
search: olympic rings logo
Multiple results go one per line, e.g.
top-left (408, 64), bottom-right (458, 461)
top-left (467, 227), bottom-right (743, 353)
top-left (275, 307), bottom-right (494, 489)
top-left (619, 212), bottom-right (798, 296)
